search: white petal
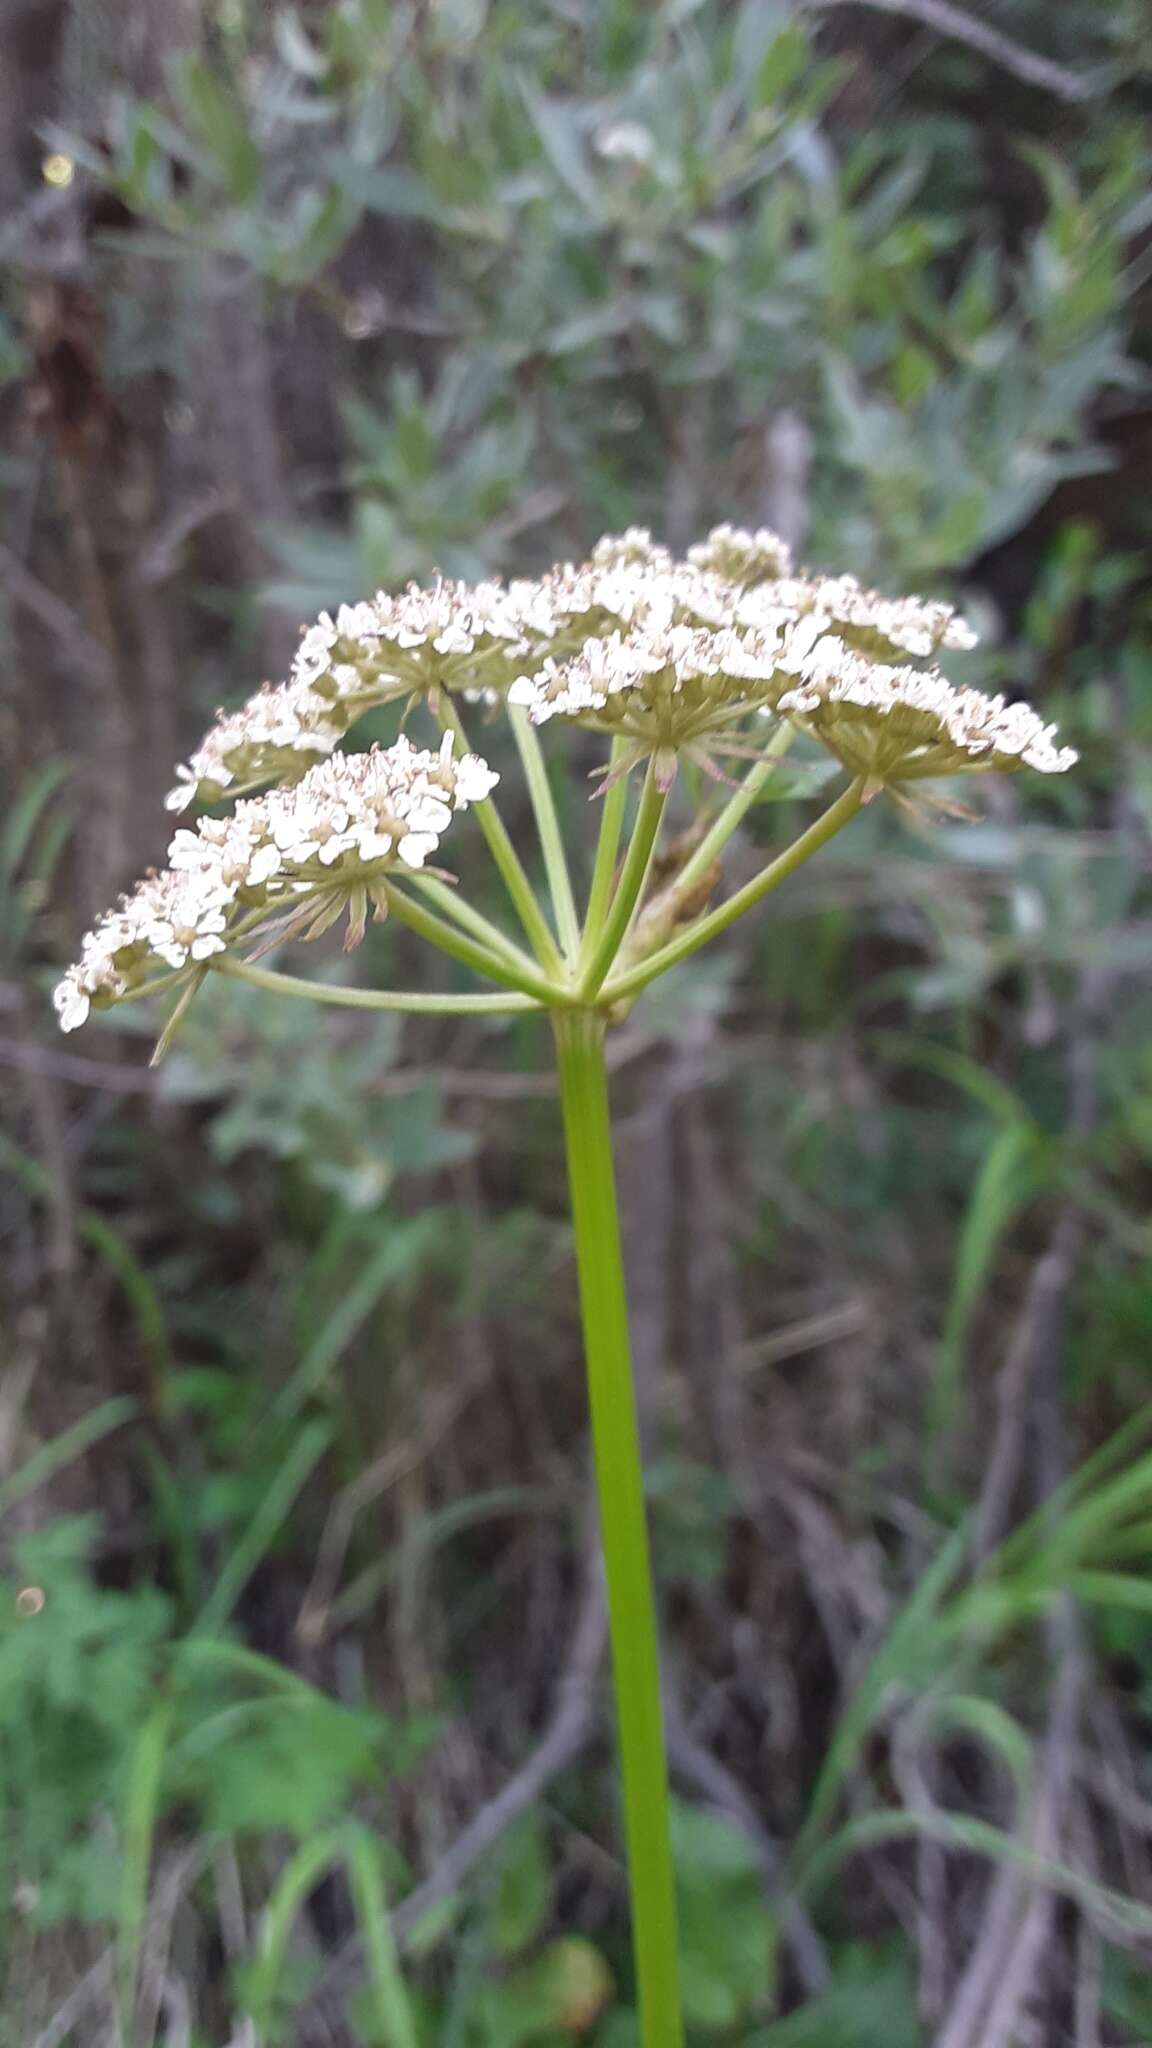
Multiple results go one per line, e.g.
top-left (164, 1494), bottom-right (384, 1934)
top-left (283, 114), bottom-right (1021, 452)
top-left (397, 832), bottom-right (438, 868)
top-left (54, 981), bottom-right (90, 1032)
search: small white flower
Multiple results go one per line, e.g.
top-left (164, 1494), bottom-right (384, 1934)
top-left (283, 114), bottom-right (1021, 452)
top-left (316, 834), bottom-right (356, 866)
top-left (167, 828), bottom-right (209, 870)
top-left (594, 122), bottom-right (656, 166)
top-left (354, 828), bottom-right (395, 863)
top-left (247, 843), bottom-right (282, 886)
top-left (397, 832), bottom-right (438, 868)
top-left (164, 770), bottom-right (199, 815)
top-left (53, 975), bottom-right (90, 1032)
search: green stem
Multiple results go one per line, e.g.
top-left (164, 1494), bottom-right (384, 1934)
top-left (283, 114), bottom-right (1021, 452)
top-left (674, 722), bottom-right (797, 899)
top-left (342, 1825), bottom-right (418, 2048)
top-left (580, 738), bottom-right (631, 963)
top-left (509, 704), bottom-right (582, 962)
top-left (214, 954), bottom-right (542, 1014)
top-left (602, 776), bottom-right (867, 1005)
top-left (123, 967), bottom-right (195, 1004)
top-left (408, 872), bottom-right (543, 978)
top-left (578, 765), bottom-right (666, 1000)
top-left (117, 1695), bottom-right (174, 2043)
top-left (383, 884), bottom-right (562, 1003)
top-left (552, 1009), bottom-right (683, 2048)
top-left (437, 699), bottom-right (564, 973)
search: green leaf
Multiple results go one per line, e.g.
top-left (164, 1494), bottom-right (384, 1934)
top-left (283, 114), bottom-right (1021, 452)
top-left (116, 1697), bottom-right (174, 2031)
top-left (756, 21), bottom-right (808, 105)
top-left (0, 758), bottom-right (70, 885)
top-left (755, 1946), bottom-right (918, 2045)
top-left (521, 85), bottom-right (602, 215)
top-left (930, 1120), bottom-right (1046, 1459)
top-left (0, 1399), bottom-right (138, 1522)
top-left (193, 1419), bottom-right (333, 1635)
top-left (281, 181), bottom-right (359, 282)
top-left (474, 1937), bottom-right (613, 2043)
top-left (671, 1804), bottom-right (774, 2029)
top-left (276, 1211), bottom-right (444, 1422)
top-left (0, 1136), bottom-right (173, 1393)
top-left (273, 7), bottom-right (330, 80)
top-left (489, 1813), bottom-right (551, 1956)
top-left (174, 57), bottom-right (262, 202)
top-left (170, 1691), bottom-right (385, 1835)
top-left (335, 160), bottom-right (443, 221)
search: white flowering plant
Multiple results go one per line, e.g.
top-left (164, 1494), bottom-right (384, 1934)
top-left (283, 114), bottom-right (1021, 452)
top-left (55, 527), bottom-right (1074, 2044)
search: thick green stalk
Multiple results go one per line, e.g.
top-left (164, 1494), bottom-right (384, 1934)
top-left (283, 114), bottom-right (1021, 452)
top-left (578, 765), bottom-right (666, 1000)
top-left (552, 1009), bottom-right (683, 2047)
top-left (509, 704), bottom-right (582, 962)
top-left (437, 699), bottom-right (564, 973)
top-left (214, 954), bottom-right (541, 1014)
top-left (602, 776), bottom-right (867, 1005)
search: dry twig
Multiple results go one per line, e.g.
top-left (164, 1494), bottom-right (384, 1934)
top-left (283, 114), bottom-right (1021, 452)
top-left (807, 0), bottom-right (1100, 102)
top-left (663, 1684), bottom-right (831, 1995)
top-left (296, 1368), bottom-right (491, 1648)
top-left (0, 538), bottom-right (117, 689)
top-left (304, 1551), bottom-right (608, 2024)
top-left (30, 1952), bottom-right (113, 2048)
top-left (935, 962), bottom-right (1115, 2045)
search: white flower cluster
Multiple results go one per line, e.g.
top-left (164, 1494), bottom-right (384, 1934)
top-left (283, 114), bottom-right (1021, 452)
top-left (738, 575), bottom-right (978, 660)
top-left (55, 737), bottom-right (497, 1031)
top-left (508, 616), bottom-right (821, 734)
top-left (778, 650), bottom-right (1077, 782)
top-left (507, 534), bottom-right (986, 781)
top-left (588, 528), bottom-right (673, 571)
top-left (688, 523), bottom-right (794, 585)
top-left (166, 553), bottom-right (711, 813)
top-left (166, 527), bottom-right (983, 812)
top-left (166, 580), bottom-right (543, 811)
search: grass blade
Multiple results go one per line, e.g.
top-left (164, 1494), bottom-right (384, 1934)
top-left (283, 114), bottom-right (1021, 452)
top-left (0, 1396), bottom-right (138, 1520)
top-left (275, 1215), bottom-right (442, 1423)
top-left (116, 1695), bottom-right (175, 2041)
top-left (194, 1419), bottom-right (332, 1636)
top-left (929, 1120), bottom-right (1043, 1470)
top-left (247, 1831), bottom-right (341, 2042)
top-left (343, 1823), bottom-right (419, 2048)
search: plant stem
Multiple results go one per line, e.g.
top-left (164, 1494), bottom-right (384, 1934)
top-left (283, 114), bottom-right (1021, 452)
top-left (674, 722), bottom-right (797, 898)
top-left (581, 738), bottom-right (631, 958)
top-left (602, 776), bottom-right (867, 1005)
top-left (509, 703), bottom-right (582, 962)
top-left (117, 1695), bottom-right (174, 2044)
top-left (437, 698), bottom-right (564, 973)
top-left (214, 954), bottom-right (542, 1014)
top-left (408, 872), bottom-right (544, 978)
top-left (552, 1008), bottom-right (683, 2048)
top-left (578, 764), bottom-right (666, 999)
top-left (342, 1825), bottom-right (419, 2048)
top-left (383, 884), bottom-right (562, 1003)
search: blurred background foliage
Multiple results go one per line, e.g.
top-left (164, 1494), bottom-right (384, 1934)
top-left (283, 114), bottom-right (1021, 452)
top-left (2, 0), bottom-right (1152, 2040)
